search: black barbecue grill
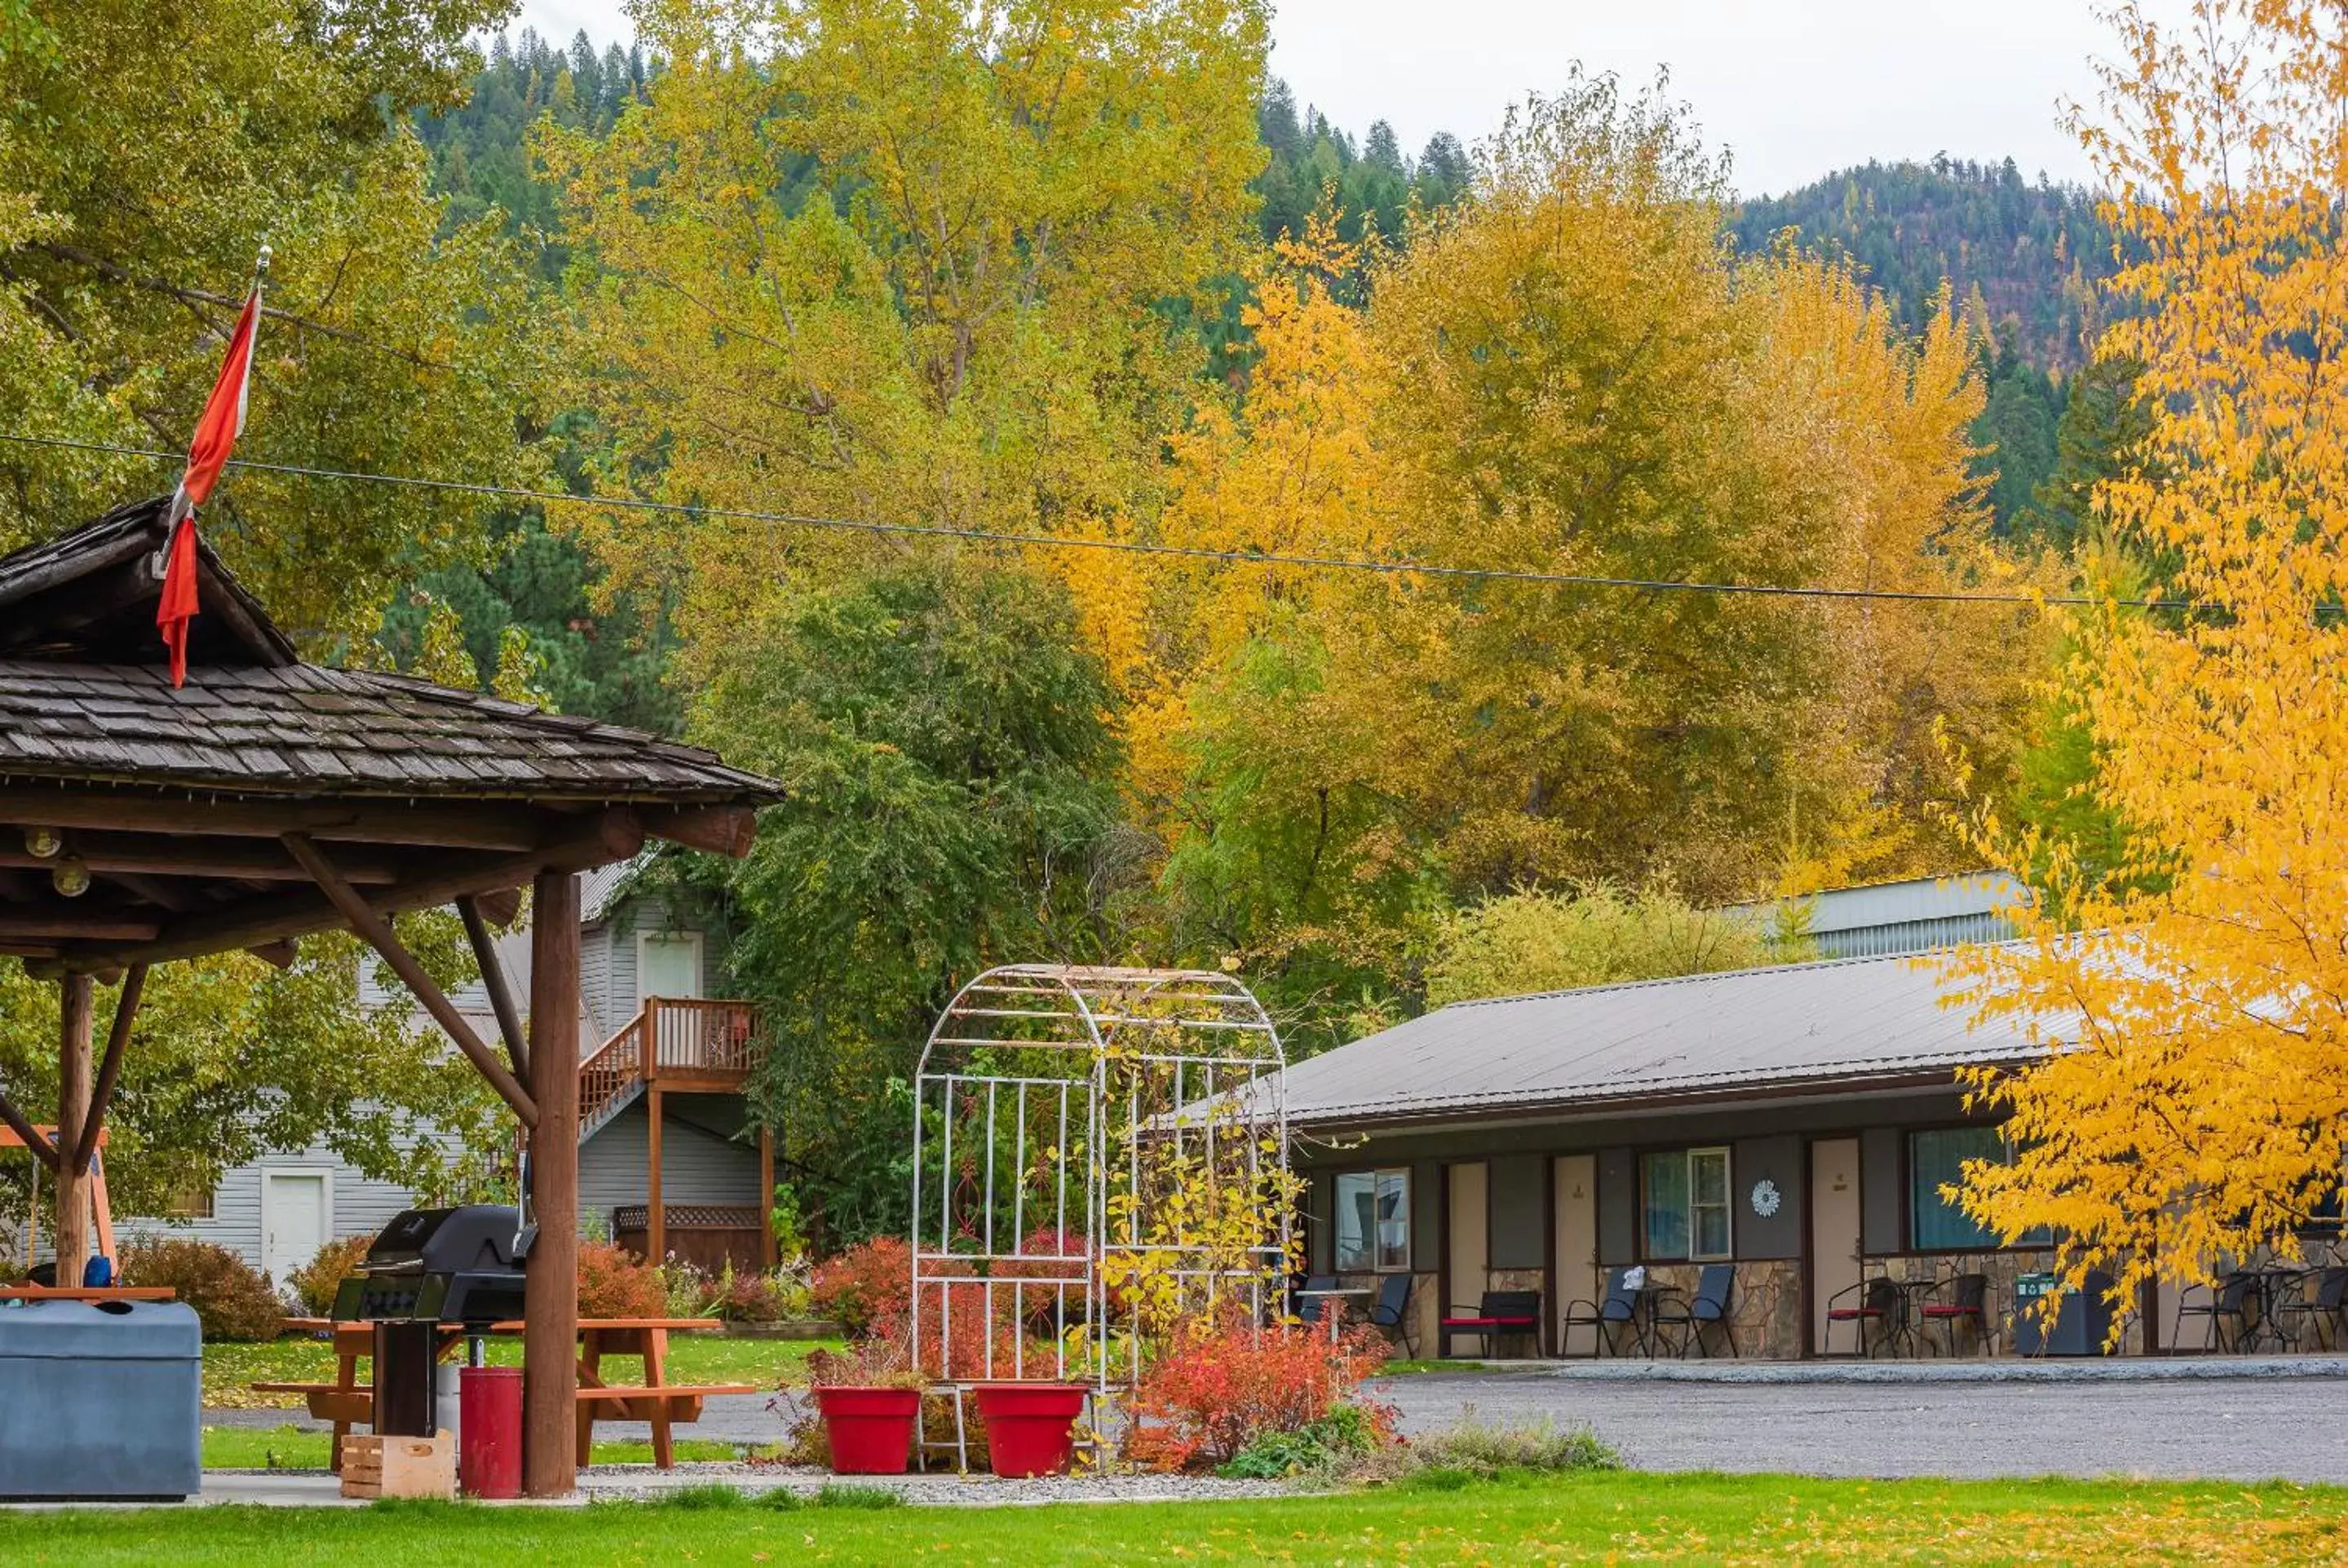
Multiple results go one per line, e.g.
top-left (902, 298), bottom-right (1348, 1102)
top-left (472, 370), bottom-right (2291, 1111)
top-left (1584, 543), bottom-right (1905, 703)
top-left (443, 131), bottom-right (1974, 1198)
top-left (330, 1205), bottom-right (533, 1327)
top-left (331, 1205), bottom-right (534, 1438)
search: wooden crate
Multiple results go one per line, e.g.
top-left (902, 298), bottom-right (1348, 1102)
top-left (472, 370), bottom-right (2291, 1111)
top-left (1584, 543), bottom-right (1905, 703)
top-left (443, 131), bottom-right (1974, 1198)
top-left (339, 1431), bottom-right (457, 1500)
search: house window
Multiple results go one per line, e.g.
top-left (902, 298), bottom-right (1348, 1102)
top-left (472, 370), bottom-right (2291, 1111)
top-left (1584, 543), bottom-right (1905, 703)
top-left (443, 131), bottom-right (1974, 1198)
top-left (1643, 1146), bottom-right (1731, 1261)
top-left (1333, 1168), bottom-right (1410, 1271)
top-left (1909, 1126), bottom-right (2049, 1250)
top-left (636, 930), bottom-right (703, 1007)
top-left (165, 1184), bottom-right (215, 1220)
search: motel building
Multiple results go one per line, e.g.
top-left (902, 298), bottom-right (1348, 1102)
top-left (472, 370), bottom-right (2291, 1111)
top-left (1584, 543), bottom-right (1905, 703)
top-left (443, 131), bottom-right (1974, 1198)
top-left (1286, 877), bottom-right (2339, 1361)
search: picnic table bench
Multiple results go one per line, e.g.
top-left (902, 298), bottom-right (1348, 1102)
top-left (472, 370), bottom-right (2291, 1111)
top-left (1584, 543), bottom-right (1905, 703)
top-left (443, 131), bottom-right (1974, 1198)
top-left (268, 1317), bottom-right (756, 1470)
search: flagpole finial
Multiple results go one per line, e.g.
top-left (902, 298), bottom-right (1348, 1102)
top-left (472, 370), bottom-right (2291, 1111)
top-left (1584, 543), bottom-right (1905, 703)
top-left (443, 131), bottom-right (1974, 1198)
top-left (255, 243), bottom-right (272, 275)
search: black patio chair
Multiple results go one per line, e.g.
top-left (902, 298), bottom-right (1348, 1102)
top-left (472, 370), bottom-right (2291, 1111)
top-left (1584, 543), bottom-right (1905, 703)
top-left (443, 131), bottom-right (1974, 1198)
top-left (1292, 1273), bottom-right (1338, 1327)
top-left (1919, 1272), bottom-right (1992, 1357)
top-left (2279, 1266), bottom-right (2348, 1353)
top-left (1650, 1264), bottom-right (1737, 1358)
top-left (1559, 1267), bottom-right (1643, 1358)
top-left (2173, 1271), bottom-right (2258, 1352)
top-left (1824, 1275), bottom-right (1912, 1358)
top-left (1366, 1271), bottom-right (1415, 1356)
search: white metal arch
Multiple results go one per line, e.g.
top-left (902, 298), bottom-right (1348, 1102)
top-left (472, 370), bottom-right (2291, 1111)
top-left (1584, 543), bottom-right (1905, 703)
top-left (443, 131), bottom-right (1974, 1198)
top-left (910, 965), bottom-right (1289, 1391)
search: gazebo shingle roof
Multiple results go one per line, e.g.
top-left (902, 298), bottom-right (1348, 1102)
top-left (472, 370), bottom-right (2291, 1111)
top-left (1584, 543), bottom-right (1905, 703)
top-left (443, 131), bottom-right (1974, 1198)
top-left (0, 497), bottom-right (777, 805)
top-left (0, 660), bottom-right (776, 802)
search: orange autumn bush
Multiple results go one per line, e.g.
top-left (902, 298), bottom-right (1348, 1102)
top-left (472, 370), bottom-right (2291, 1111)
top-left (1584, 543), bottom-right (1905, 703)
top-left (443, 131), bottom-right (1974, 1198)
top-left (808, 1235), bottom-right (911, 1336)
top-left (576, 1241), bottom-right (665, 1318)
top-left (1123, 1309), bottom-right (1395, 1472)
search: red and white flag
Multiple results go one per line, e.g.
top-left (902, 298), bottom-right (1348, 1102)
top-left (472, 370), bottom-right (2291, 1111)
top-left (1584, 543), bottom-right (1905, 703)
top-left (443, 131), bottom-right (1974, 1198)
top-left (158, 249), bottom-right (268, 687)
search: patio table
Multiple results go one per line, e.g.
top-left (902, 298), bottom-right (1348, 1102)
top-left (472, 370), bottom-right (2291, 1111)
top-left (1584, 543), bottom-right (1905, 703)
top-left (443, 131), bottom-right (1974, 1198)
top-left (268, 1315), bottom-right (746, 1470)
top-left (1296, 1287), bottom-right (1373, 1344)
top-left (0, 1285), bottom-right (176, 1302)
top-left (2251, 1268), bottom-right (2316, 1353)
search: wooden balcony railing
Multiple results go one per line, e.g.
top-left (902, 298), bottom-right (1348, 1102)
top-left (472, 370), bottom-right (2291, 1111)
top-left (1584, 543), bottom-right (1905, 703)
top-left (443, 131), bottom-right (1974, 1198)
top-left (577, 998), bottom-right (762, 1138)
top-left (645, 997), bottom-right (760, 1077)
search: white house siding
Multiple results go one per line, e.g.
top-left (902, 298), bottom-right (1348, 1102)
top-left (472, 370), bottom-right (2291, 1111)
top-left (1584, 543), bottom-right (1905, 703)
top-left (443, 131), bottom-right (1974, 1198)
top-left (116, 1135), bottom-right (458, 1284)
top-left (580, 1095), bottom-right (761, 1231)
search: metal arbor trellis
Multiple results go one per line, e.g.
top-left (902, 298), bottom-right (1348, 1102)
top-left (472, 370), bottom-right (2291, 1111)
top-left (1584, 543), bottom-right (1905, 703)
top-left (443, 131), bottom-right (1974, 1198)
top-left (910, 965), bottom-right (1289, 1390)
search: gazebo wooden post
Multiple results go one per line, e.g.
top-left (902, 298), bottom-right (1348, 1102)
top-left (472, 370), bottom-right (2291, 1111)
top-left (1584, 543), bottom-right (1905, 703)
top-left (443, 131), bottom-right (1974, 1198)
top-left (524, 868), bottom-right (581, 1498)
top-left (52, 973), bottom-right (93, 1287)
top-left (646, 1084), bottom-right (665, 1264)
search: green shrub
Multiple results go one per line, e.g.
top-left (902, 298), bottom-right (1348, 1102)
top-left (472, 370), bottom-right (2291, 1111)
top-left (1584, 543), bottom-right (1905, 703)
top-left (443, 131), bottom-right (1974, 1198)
top-left (118, 1239), bottom-right (283, 1341)
top-left (1398, 1415), bottom-right (1621, 1477)
top-left (1218, 1404), bottom-right (1385, 1479)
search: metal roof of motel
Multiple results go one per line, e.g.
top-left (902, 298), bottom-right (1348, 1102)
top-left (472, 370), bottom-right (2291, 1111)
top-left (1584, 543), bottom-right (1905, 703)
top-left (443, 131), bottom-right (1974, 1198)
top-left (1278, 947), bottom-right (2066, 1131)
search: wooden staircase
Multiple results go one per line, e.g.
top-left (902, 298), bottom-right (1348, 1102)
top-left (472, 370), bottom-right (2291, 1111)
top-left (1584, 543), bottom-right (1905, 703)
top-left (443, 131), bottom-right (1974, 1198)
top-left (578, 997), bottom-right (761, 1142)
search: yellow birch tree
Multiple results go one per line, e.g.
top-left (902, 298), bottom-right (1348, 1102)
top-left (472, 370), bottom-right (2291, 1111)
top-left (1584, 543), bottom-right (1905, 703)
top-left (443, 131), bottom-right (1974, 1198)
top-left (1943, 0), bottom-right (2348, 1305)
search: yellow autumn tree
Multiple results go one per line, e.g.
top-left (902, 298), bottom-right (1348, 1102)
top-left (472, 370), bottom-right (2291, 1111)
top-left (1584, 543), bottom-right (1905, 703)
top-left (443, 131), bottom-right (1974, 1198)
top-left (1076, 74), bottom-right (2046, 1027)
top-left (540, 0), bottom-right (1269, 670)
top-left (1942, 0), bottom-right (2348, 1305)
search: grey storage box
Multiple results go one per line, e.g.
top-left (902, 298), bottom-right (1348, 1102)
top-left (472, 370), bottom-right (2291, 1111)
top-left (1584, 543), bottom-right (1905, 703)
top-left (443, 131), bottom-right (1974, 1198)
top-left (2013, 1270), bottom-right (2117, 1356)
top-left (0, 1299), bottom-right (201, 1500)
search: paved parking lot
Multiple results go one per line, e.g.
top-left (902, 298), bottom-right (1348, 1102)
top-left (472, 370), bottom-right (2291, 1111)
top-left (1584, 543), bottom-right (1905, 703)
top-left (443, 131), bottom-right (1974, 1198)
top-left (1382, 1366), bottom-right (2348, 1484)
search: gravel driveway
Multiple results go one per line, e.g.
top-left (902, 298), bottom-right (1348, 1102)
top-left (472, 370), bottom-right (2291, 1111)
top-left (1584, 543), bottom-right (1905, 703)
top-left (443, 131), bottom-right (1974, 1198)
top-left (1381, 1367), bottom-right (2348, 1485)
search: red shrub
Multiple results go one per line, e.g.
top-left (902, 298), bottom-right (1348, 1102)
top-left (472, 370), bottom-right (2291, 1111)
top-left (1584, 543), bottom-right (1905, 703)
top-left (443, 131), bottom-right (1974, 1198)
top-left (577, 1241), bottom-right (665, 1318)
top-left (118, 1239), bottom-right (283, 1341)
top-left (1125, 1310), bottom-right (1393, 1472)
top-left (808, 1235), bottom-right (911, 1336)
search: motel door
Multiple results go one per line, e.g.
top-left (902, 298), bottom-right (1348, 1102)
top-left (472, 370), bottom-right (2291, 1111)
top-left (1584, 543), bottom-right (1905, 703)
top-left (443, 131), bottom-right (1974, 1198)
top-left (1809, 1138), bottom-right (1862, 1355)
top-left (1552, 1155), bottom-right (1598, 1353)
top-left (1447, 1162), bottom-right (1488, 1323)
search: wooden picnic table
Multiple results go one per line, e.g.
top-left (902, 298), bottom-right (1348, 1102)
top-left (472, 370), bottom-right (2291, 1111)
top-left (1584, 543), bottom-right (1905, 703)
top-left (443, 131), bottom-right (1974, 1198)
top-left (0, 1285), bottom-right (175, 1301)
top-left (264, 1316), bottom-right (754, 1471)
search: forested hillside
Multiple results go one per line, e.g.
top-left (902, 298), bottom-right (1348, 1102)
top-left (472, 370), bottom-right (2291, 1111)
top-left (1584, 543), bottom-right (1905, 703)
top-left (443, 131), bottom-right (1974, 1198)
top-left (1732, 157), bottom-right (2115, 370)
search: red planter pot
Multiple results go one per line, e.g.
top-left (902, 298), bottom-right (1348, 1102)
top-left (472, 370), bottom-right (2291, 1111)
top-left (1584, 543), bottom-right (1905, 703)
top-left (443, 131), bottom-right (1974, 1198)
top-left (815, 1386), bottom-right (921, 1475)
top-left (971, 1382), bottom-right (1090, 1477)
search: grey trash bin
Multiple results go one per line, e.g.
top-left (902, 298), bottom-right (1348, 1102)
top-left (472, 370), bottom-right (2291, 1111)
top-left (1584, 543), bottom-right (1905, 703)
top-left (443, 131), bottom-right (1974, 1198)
top-left (2013, 1270), bottom-right (2116, 1356)
top-left (0, 1299), bottom-right (201, 1500)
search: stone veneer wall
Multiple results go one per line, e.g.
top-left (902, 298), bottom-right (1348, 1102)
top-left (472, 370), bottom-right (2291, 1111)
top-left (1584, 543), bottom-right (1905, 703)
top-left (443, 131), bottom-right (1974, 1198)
top-left (1871, 1249), bottom-right (2147, 1355)
top-left (1621, 1261), bottom-right (1804, 1358)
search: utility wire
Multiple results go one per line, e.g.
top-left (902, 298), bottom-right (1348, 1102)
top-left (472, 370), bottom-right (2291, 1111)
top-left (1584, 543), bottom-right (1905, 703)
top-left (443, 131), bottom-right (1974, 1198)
top-left (0, 428), bottom-right (2189, 612)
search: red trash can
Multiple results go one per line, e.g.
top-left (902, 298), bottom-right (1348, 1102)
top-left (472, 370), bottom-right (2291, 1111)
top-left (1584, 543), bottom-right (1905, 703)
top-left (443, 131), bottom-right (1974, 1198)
top-left (459, 1365), bottom-right (523, 1499)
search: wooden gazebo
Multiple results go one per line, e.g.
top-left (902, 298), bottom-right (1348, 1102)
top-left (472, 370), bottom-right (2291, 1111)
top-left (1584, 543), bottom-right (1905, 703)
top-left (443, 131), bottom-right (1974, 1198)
top-left (0, 497), bottom-right (781, 1495)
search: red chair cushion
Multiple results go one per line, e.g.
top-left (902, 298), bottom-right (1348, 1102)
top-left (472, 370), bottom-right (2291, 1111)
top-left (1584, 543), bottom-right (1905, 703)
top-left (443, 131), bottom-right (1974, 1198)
top-left (1824, 1308), bottom-right (1881, 1320)
top-left (1920, 1306), bottom-right (1979, 1318)
top-left (1441, 1316), bottom-right (1537, 1328)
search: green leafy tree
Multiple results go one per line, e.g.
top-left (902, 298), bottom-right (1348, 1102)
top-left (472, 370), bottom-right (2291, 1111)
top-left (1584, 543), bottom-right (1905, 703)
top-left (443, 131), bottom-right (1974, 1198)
top-left (0, 922), bottom-right (504, 1224)
top-left (0, 0), bottom-right (551, 644)
top-left (684, 555), bottom-right (1136, 1241)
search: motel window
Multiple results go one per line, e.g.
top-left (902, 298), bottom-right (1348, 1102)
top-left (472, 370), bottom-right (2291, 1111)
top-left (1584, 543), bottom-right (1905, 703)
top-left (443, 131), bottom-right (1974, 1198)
top-left (1909, 1126), bottom-right (2048, 1250)
top-left (1333, 1168), bottom-right (1411, 1272)
top-left (1643, 1147), bottom-right (1731, 1261)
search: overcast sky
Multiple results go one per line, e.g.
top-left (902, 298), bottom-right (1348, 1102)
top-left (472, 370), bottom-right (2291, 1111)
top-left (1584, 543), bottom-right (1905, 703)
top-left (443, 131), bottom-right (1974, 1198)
top-left (507, 0), bottom-right (2189, 197)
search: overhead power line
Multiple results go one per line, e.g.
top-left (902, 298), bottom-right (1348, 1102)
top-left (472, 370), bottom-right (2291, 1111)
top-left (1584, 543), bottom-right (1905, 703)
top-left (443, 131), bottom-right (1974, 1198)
top-left (0, 428), bottom-right (2188, 612)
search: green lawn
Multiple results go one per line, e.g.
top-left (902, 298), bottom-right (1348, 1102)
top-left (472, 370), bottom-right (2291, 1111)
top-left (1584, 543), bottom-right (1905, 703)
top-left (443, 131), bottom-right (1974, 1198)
top-left (204, 1333), bottom-right (841, 1409)
top-left (20, 1472), bottom-right (2348, 1564)
top-left (200, 1424), bottom-right (771, 1469)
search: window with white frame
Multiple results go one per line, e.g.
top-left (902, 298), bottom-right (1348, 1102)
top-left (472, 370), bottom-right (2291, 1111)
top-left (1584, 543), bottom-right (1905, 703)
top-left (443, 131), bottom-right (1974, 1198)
top-left (1642, 1146), bottom-right (1732, 1261)
top-left (1333, 1168), bottom-right (1411, 1271)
